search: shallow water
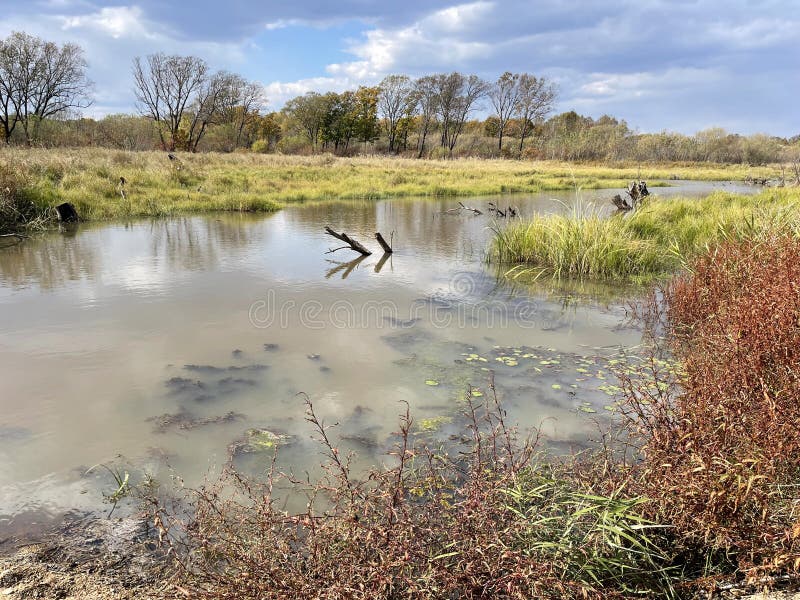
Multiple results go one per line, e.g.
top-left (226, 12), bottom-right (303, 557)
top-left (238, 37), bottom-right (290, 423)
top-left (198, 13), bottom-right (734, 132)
top-left (0, 181), bottom-right (751, 531)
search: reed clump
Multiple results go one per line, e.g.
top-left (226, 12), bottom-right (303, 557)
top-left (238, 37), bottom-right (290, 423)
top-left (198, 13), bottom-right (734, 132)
top-left (493, 188), bottom-right (800, 280)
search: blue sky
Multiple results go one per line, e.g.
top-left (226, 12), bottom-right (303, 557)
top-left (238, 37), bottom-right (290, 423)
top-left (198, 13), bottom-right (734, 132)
top-left (1, 0), bottom-right (798, 136)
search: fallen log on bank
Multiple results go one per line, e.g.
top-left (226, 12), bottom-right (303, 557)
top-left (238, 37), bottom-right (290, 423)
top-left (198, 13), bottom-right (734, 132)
top-left (324, 227), bottom-right (372, 256)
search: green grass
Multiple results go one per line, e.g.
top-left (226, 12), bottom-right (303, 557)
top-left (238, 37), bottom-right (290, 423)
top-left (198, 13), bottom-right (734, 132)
top-left (493, 188), bottom-right (800, 280)
top-left (0, 147), bottom-right (781, 230)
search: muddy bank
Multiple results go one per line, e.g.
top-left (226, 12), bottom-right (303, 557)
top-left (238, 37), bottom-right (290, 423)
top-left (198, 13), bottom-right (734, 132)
top-left (0, 513), bottom-right (170, 599)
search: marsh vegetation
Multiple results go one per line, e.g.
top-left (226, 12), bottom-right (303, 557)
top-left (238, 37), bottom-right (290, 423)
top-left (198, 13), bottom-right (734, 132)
top-left (0, 146), bottom-right (782, 234)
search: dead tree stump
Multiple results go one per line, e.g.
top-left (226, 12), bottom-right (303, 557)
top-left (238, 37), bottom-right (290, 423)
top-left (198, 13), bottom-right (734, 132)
top-left (375, 232), bottom-right (393, 254)
top-left (55, 203), bottom-right (79, 222)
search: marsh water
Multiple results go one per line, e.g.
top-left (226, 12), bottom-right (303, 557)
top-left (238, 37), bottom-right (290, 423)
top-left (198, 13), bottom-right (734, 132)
top-left (0, 181), bottom-right (753, 534)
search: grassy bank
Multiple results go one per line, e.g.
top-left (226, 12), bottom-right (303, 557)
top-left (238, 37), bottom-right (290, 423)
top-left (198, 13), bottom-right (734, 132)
top-left (493, 187), bottom-right (800, 280)
top-left (0, 147), bottom-right (779, 232)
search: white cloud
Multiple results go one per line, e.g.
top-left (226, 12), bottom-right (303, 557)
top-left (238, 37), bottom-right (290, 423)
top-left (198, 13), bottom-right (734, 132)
top-left (59, 6), bottom-right (154, 39)
top-left (2, 0), bottom-right (799, 134)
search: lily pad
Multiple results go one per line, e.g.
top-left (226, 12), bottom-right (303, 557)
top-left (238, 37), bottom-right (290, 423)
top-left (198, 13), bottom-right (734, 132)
top-left (418, 416), bottom-right (453, 432)
top-left (425, 379), bottom-right (440, 386)
top-left (228, 428), bottom-right (292, 458)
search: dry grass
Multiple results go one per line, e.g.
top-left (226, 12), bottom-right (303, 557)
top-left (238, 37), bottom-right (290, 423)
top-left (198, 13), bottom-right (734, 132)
top-left (0, 146), bottom-right (780, 230)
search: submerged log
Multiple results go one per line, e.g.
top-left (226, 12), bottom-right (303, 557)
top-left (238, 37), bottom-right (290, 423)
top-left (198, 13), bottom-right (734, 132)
top-left (55, 202), bottom-right (79, 222)
top-left (375, 232), bottom-right (393, 254)
top-left (324, 226), bottom-right (372, 256)
top-left (458, 201), bottom-right (482, 215)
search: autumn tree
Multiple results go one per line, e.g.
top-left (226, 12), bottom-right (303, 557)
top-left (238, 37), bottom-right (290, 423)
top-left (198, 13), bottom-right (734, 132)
top-left (320, 91), bottom-right (356, 152)
top-left (353, 86), bottom-right (380, 150)
top-left (283, 92), bottom-right (328, 150)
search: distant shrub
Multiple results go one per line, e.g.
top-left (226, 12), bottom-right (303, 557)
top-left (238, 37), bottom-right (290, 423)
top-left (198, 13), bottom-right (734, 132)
top-left (250, 139), bottom-right (270, 154)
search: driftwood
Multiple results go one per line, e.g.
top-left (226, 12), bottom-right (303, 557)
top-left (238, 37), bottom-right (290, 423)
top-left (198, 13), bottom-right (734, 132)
top-left (375, 232), bottom-right (393, 254)
top-left (458, 201), bottom-right (482, 215)
top-left (627, 180), bottom-right (649, 203)
top-left (324, 227), bottom-right (372, 256)
top-left (445, 202), bottom-right (482, 215)
top-left (55, 202), bottom-right (79, 222)
top-left (0, 232), bottom-right (27, 247)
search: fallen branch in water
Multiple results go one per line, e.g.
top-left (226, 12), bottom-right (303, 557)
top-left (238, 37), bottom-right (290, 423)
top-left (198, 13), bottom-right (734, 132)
top-left (488, 203), bottom-right (518, 218)
top-left (375, 231), bottom-right (393, 254)
top-left (0, 232), bottom-right (27, 247)
top-left (458, 202), bottom-right (482, 215)
top-left (324, 227), bottom-right (372, 256)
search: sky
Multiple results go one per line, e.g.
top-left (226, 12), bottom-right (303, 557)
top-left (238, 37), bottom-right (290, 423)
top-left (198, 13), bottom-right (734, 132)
top-left (1, 0), bottom-right (798, 136)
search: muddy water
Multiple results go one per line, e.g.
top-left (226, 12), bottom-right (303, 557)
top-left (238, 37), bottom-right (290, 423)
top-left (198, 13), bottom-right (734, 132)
top-left (0, 182), bottom-right (750, 531)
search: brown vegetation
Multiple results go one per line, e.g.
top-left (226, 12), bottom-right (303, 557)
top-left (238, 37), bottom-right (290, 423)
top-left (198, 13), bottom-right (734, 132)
top-left (619, 232), bottom-right (800, 581)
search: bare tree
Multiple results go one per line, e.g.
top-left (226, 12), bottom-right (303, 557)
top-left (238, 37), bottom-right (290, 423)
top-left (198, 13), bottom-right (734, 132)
top-left (378, 74), bottom-right (416, 153)
top-left (0, 40), bottom-right (18, 143)
top-left (0, 32), bottom-right (92, 144)
top-left (434, 72), bottom-right (489, 155)
top-left (413, 75), bottom-right (439, 158)
top-left (516, 74), bottom-right (556, 153)
top-left (490, 72), bottom-right (521, 151)
top-left (133, 53), bottom-right (207, 151)
top-left (185, 71), bottom-right (241, 152)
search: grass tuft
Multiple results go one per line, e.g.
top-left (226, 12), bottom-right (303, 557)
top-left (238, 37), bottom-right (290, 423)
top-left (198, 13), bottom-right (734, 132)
top-left (493, 188), bottom-right (800, 280)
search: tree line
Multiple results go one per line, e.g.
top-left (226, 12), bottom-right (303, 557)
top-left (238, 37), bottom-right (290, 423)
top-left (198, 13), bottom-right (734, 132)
top-left (1, 31), bottom-right (797, 165)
